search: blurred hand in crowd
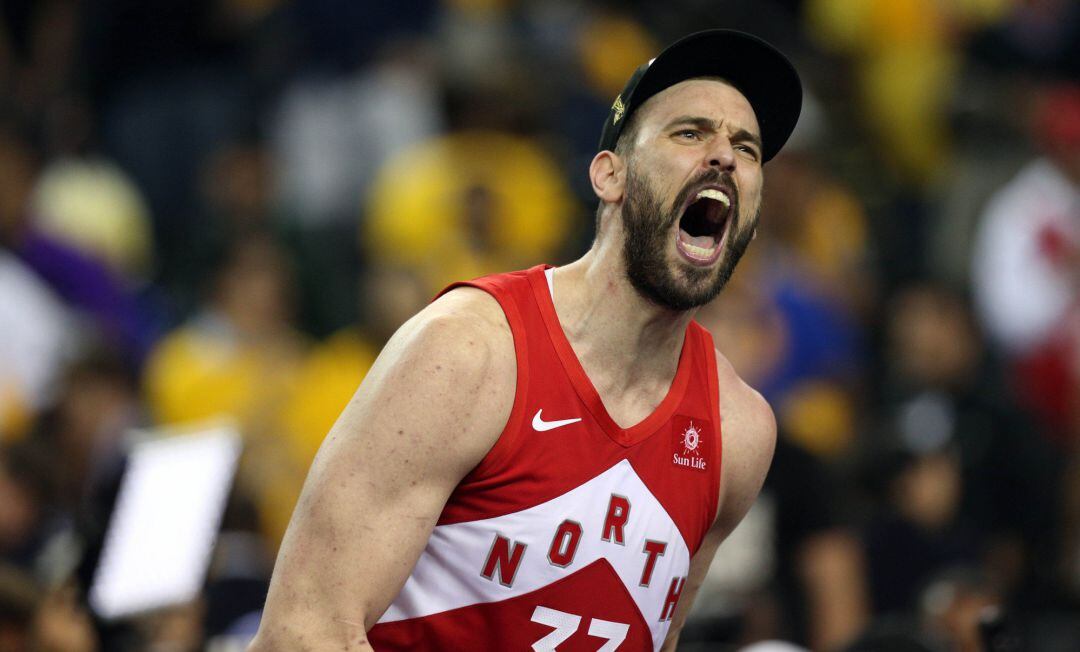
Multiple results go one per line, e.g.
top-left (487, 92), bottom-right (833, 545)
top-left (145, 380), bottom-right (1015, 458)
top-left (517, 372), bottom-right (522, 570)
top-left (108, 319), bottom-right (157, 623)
top-left (134, 600), bottom-right (205, 652)
top-left (28, 583), bottom-right (98, 652)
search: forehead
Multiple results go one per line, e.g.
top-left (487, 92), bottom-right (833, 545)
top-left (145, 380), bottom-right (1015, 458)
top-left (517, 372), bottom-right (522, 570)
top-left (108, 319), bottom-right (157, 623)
top-left (634, 78), bottom-right (760, 137)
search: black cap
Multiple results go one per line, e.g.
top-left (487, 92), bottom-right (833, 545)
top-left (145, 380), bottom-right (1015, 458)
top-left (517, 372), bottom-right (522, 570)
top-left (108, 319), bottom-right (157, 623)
top-left (598, 29), bottom-right (802, 163)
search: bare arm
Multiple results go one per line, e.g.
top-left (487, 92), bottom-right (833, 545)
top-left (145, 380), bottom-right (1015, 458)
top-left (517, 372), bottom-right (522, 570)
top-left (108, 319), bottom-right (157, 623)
top-left (249, 289), bottom-right (515, 651)
top-left (797, 529), bottom-right (869, 650)
top-left (661, 352), bottom-right (777, 651)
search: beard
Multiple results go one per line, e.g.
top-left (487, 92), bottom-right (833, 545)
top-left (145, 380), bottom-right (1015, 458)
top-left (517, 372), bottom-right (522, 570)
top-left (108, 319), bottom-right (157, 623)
top-left (621, 165), bottom-right (759, 311)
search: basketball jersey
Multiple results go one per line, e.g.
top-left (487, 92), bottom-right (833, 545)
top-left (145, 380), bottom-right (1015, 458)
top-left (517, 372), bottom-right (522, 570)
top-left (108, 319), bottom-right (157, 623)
top-left (368, 265), bottom-right (723, 651)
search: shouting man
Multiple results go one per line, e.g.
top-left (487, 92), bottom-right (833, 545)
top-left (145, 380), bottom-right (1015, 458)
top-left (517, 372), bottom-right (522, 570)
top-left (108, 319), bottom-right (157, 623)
top-left (251, 29), bottom-right (802, 651)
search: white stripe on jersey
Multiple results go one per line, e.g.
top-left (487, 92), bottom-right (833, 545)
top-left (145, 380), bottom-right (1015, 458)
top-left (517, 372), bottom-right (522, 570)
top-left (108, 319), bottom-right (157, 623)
top-left (378, 459), bottom-right (691, 650)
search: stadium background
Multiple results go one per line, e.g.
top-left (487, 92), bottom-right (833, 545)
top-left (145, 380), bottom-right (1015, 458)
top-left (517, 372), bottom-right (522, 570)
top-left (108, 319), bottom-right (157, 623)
top-left (0, 0), bottom-right (1077, 650)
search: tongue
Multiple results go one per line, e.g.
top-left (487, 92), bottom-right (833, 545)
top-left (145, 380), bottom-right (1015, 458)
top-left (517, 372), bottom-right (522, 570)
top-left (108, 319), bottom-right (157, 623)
top-left (680, 230), bottom-right (717, 250)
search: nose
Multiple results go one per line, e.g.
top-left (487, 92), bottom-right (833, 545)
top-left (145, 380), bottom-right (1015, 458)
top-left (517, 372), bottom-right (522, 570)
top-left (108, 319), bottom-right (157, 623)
top-left (707, 138), bottom-right (737, 173)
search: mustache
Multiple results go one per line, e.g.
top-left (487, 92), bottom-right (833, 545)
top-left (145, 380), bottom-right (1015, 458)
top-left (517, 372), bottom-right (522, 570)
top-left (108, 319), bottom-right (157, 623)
top-left (667, 170), bottom-right (739, 226)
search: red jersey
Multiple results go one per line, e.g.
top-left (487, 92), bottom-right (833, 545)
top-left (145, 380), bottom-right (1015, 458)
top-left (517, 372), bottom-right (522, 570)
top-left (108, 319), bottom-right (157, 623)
top-left (368, 265), bottom-right (723, 651)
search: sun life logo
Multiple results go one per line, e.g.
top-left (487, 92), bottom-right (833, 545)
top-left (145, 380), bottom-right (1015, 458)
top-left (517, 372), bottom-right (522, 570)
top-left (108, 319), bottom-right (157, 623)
top-left (672, 416), bottom-right (707, 471)
top-left (682, 422), bottom-right (701, 455)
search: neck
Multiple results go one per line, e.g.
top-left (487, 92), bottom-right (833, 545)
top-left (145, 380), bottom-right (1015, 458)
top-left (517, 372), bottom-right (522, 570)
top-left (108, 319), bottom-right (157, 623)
top-left (551, 237), bottom-right (696, 396)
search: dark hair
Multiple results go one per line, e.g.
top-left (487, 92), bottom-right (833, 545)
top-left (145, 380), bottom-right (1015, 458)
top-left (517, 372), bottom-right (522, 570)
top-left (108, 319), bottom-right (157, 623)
top-left (612, 108), bottom-right (644, 159)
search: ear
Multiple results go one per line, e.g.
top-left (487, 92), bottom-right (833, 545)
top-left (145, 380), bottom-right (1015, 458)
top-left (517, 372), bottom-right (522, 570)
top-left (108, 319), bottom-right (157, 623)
top-left (589, 150), bottom-right (626, 204)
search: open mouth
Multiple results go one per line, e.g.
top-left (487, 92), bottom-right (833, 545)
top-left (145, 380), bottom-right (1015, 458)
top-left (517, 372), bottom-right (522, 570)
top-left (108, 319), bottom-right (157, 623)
top-left (676, 187), bottom-right (732, 265)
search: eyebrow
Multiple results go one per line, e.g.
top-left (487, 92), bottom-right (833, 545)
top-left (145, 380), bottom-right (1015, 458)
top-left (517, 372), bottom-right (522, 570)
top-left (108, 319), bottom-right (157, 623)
top-left (730, 128), bottom-right (763, 155)
top-left (664, 116), bottom-right (763, 153)
top-left (665, 115), bottom-right (717, 132)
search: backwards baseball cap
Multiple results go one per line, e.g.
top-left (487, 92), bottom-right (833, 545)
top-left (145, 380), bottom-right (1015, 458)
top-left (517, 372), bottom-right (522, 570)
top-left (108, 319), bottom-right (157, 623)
top-left (598, 29), bottom-right (802, 163)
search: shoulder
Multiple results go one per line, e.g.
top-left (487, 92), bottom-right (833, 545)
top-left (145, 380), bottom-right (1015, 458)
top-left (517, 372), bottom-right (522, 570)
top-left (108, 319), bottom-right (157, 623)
top-left (389, 286), bottom-right (515, 382)
top-left (335, 286), bottom-right (516, 467)
top-left (378, 283), bottom-right (515, 398)
top-left (426, 284), bottom-right (514, 335)
top-left (712, 347), bottom-right (777, 536)
top-left (713, 348), bottom-right (775, 451)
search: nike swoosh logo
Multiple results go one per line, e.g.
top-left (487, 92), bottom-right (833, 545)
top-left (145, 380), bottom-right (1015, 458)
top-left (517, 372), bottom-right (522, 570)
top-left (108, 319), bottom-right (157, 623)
top-left (532, 409), bottom-right (582, 432)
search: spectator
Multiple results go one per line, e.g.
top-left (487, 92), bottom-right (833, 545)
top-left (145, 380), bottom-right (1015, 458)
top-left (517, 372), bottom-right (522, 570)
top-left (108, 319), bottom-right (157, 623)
top-left (682, 435), bottom-right (868, 651)
top-left (33, 349), bottom-right (142, 519)
top-left (363, 130), bottom-right (579, 295)
top-left (865, 283), bottom-right (1060, 617)
top-left (0, 119), bottom-right (161, 367)
top-left (0, 439), bottom-right (56, 569)
top-left (30, 157), bottom-right (154, 284)
top-left (0, 251), bottom-right (74, 440)
top-left (696, 276), bottom-right (869, 650)
top-left (971, 83), bottom-right (1080, 443)
top-left (143, 232), bottom-right (308, 545)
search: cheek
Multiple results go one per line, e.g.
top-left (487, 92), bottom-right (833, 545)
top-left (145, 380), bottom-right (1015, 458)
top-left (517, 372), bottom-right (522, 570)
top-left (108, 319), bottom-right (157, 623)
top-left (742, 165), bottom-right (763, 190)
top-left (639, 149), bottom-right (698, 190)
top-left (630, 163), bottom-right (680, 209)
top-left (740, 174), bottom-right (764, 210)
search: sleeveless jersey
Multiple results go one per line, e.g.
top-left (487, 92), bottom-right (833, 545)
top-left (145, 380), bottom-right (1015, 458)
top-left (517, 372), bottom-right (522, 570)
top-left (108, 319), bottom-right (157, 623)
top-left (368, 265), bottom-right (723, 651)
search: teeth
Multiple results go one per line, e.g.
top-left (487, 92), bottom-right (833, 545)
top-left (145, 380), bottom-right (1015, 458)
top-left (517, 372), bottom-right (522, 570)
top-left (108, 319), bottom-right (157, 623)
top-left (696, 188), bottom-right (730, 207)
top-left (683, 241), bottom-right (717, 257)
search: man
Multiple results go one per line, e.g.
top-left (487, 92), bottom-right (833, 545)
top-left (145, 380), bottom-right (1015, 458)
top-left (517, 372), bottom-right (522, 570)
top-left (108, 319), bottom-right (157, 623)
top-left (250, 29), bottom-right (802, 651)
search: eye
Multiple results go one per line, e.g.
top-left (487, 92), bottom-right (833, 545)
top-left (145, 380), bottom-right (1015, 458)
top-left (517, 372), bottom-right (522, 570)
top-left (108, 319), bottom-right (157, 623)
top-left (674, 129), bottom-right (702, 141)
top-left (735, 144), bottom-right (760, 161)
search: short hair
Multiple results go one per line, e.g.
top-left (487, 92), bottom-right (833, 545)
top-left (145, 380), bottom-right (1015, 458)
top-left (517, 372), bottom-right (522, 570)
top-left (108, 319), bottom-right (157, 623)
top-left (612, 107), bottom-right (645, 159)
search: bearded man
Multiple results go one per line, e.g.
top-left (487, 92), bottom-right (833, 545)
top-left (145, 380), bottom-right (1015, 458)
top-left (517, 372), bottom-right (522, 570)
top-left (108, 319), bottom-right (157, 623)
top-left (250, 28), bottom-right (802, 652)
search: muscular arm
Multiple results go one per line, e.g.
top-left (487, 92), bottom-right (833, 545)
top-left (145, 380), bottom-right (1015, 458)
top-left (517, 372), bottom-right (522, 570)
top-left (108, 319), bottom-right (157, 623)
top-left (249, 289), bottom-right (515, 651)
top-left (661, 352), bottom-right (777, 651)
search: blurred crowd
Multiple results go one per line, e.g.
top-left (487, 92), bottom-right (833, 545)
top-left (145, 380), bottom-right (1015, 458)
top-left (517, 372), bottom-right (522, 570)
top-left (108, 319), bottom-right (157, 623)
top-left (0, 0), bottom-right (1077, 650)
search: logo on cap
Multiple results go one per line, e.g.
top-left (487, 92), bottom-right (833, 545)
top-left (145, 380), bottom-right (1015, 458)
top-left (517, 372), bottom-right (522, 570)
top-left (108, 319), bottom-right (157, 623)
top-left (612, 95), bottom-right (626, 124)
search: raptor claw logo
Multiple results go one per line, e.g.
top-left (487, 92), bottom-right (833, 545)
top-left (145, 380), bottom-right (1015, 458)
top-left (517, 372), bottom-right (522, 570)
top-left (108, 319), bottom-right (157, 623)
top-left (612, 95), bottom-right (626, 124)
